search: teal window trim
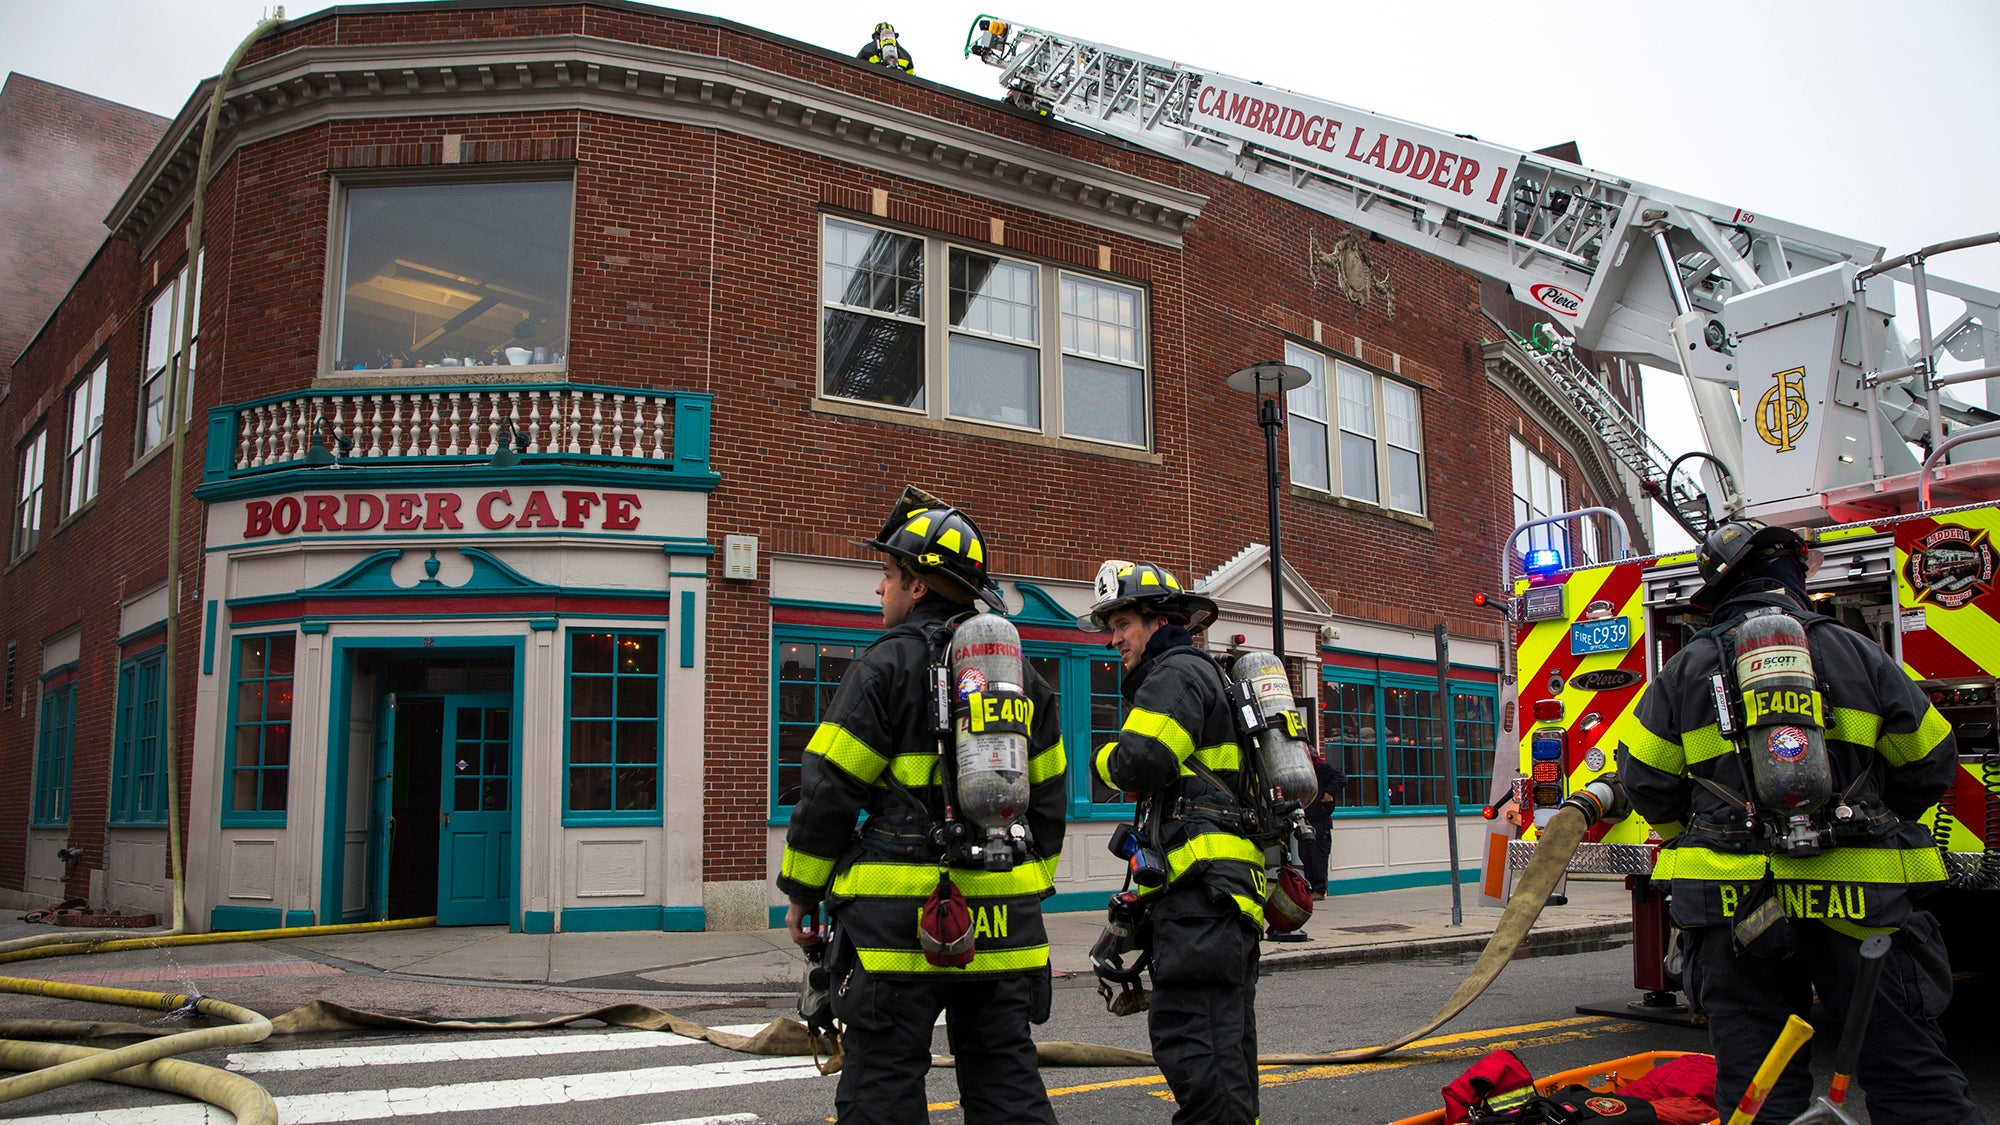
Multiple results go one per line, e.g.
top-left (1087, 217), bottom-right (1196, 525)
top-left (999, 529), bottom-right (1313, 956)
top-left (1321, 665), bottom-right (1497, 816)
top-left (768, 624), bottom-right (1128, 823)
top-left (562, 628), bottom-right (665, 826)
top-left (221, 633), bottom-right (297, 828)
top-left (32, 681), bottom-right (76, 827)
top-left (110, 646), bottom-right (168, 826)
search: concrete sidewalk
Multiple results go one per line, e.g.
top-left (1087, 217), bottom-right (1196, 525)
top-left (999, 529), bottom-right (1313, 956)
top-left (0, 878), bottom-right (1633, 999)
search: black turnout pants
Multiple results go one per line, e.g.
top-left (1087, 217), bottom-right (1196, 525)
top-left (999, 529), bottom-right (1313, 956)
top-left (830, 962), bottom-right (1055, 1125)
top-left (1685, 911), bottom-right (1986, 1125)
top-left (1148, 881), bottom-right (1262, 1125)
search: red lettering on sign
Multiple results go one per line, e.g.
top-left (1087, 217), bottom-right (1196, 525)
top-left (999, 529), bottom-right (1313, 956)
top-left (304, 495), bottom-right (341, 532)
top-left (1429, 152), bottom-right (1458, 189)
top-left (271, 496), bottom-right (302, 534)
top-left (244, 500), bottom-right (273, 538)
top-left (1388, 139), bottom-right (1414, 174)
top-left (517, 490), bottom-right (561, 529)
top-left (346, 494), bottom-right (382, 531)
top-left (424, 493), bottom-right (464, 530)
top-left (384, 493), bottom-right (422, 531)
top-left (602, 492), bottom-right (641, 531)
top-left (477, 490), bottom-right (514, 529)
top-left (561, 491), bottom-right (598, 529)
top-left (1346, 128), bottom-right (1369, 161)
top-left (1451, 157), bottom-right (1482, 197)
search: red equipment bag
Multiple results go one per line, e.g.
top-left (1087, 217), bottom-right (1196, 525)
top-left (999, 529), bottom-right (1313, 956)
top-left (1442, 1048), bottom-right (1535, 1124)
top-left (917, 871), bottom-right (976, 967)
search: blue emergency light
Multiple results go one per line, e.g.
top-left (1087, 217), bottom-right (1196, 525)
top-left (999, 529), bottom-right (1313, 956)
top-left (1524, 547), bottom-right (1564, 575)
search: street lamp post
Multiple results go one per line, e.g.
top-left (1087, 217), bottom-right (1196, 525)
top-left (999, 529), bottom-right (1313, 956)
top-left (1225, 362), bottom-right (1312, 659)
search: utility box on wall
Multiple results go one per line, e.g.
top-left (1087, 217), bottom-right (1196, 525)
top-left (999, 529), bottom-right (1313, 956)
top-left (724, 535), bottom-right (758, 580)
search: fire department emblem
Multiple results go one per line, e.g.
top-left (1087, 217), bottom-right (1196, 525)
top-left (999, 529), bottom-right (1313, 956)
top-left (1583, 1097), bottom-right (1628, 1116)
top-left (1767, 726), bottom-right (1810, 763)
top-left (1905, 524), bottom-right (1996, 610)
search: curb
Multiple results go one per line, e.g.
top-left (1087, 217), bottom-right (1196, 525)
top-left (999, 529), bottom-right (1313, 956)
top-left (1257, 920), bottom-right (1634, 973)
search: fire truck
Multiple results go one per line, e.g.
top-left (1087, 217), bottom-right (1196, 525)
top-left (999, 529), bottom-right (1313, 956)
top-left (964, 17), bottom-right (2000, 995)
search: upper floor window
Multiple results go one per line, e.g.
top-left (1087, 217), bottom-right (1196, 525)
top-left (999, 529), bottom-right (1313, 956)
top-left (13, 429), bottom-right (47, 558)
top-left (1511, 436), bottom-right (1566, 559)
top-left (65, 362), bottom-right (107, 516)
top-left (334, 178), bottom-right (572, 373)
top-left (820, 217), bottom-right (1149, 449)
top-left (1286, 343), bottom-right (1425, 513)
top-left (140, 257), bottom-right (201, 453)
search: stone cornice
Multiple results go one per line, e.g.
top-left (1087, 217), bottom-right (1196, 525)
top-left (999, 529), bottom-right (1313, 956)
top-left (1482, 335), bottom-right (1652, 550)
top-left (111, 34), bottom-right (1208, 252)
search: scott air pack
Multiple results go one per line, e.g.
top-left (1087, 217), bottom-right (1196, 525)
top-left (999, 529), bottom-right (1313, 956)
top-left (1720, 607), bottom-right (1834, 857)
top-left (944, 612), bottom-right (1033, 871)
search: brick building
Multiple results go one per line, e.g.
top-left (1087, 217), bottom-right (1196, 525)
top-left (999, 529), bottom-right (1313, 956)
top-left (0, 2), bottom-right (1641, 932)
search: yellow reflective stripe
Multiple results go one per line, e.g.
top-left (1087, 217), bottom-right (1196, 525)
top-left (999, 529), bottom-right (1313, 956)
top-left (1650, 848), bottom-right (1767, 881)
top-left (780, 847), bottom-right (836, 889)
top-left (1230, 894), bottom-right (1267, 930)
top-left (1682, 726), bottom-right (1736, 766)
top-left (1772, 847), bottom-right (1947, 884)
top-left (1093, 740), bottom-right (1119, 790)
top-left (1651, 820), bottom-right (1685, 842)
top-left (1165, 831), bottom-right (1264, 878)
top-left (888, 753), bottom-right (939, 787)
top-left (1123, 707), bottom-right (1196, 764)
top-left (1877, 706), bottom-right (1953, 768)
top-left (831, 860), bottom-right (1055, 899)
top-left (1029, 740), bottom-right (1066, 785)
top-left (1625, 725), bottom-right (1685, 773)
top-left (806, 723), bottom-right (889, 785)
top-left (1822, 917), bottom-right (1897, 940)
top-left (855, 944), bottom-right (1050, 973)
top-left (1191, 742), bottom-right (1242, 773)
top-left (1825, 706), bottom-right (1879, 748)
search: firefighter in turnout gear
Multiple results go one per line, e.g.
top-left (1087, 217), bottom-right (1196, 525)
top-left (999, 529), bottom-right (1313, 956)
top-left (1087, 560), bottom-right (1265, 1125)
top-left (1618, 519), bottom-right (1986, 1123)
top-left (777, 487), bottom-right (1065, 1125)
top-left (855, 21), bottom-right (914, 74)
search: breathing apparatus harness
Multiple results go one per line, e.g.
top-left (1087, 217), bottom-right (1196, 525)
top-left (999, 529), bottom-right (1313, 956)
top-left (1088, 648), bottom-right (1314, 1013)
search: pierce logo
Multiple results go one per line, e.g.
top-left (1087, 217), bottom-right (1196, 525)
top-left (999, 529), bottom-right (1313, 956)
top-left (1529, 283), bottom-right (1583, 317)
top-left (1905, 523), bottom-right (1996, 610)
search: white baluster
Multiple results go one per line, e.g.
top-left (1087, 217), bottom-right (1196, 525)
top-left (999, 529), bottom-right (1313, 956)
top-left (368, 395), bottom-right (384, 459)
top-left (238, 408), bottom-right (255, 469)
top-left (445, 392), bottom-right (463, 456)
top-left (525, 392), bottom-right (542, 453)
top-left (610, 394), bottom-right (627, 457)
top-left (425, 393), bottom-right (442, 457)
top-left (389, 396), bottom-right (405, 458)
top-left (566, 391), bottom-right (583, 455)
top-left (588, 393), bottom-right (604, 456)
top-left (651, 396), bottom-right (668, 459)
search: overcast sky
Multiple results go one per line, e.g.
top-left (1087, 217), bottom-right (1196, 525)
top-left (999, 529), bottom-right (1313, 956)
top-left (4, 0), bottom-right (1994, 549)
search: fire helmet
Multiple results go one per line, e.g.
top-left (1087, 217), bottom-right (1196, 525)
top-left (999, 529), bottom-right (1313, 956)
top-left (1265, 864), bottom-right (1315, 934)
top-left (861, 485), bottom-right (1006, 612)
top-left (1080, 560), bottom-right (1218, 633)
top-left (873, 21), bottom-right (896, 39)
top-left (1692, 518), bottom-right (1806, 611)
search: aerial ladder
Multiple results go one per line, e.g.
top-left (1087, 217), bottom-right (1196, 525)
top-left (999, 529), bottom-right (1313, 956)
top-left (967, 17), bottom-right (2000, 533)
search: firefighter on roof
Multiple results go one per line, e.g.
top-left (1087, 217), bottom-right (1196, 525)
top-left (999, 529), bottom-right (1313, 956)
top-left (1087, 560), bottom-right (1264, 1125)
top-left (1618, 519), bottom-right (1985, 1122)
top-left (777, 486), bottom-right (1064, 1125)
top-left (855, 21), bottom-right (914, 74)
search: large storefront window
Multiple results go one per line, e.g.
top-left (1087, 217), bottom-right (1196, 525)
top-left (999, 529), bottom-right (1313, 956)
top-left (565, 631), bottom-right (662, 822)
top-left (33, 680), bottom-right (76, 827)
top-left (769, 625), bottom-right (1121, 821)
top-left (1321, 671), bottom-right (1496, 814)
top-left (111, 647), bottom-right (167, 825)
top-left (334, 179), bottom-right (572, 373)
top-left (226, 634), bottom-right (295, 825)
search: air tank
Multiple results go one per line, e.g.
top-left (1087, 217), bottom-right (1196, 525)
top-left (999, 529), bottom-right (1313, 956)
top-left (1230, 650), bottom-right (1318, 804)
top-left (950, 613), bottom-right (1033, 866)
top-left (1731, 608), bottom-right (1832, 855)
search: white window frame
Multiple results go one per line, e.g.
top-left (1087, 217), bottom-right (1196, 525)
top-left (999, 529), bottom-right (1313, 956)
top-left (14, 429), bottom-right (47, 558)
top-left (140, 256), bottom-right (200, 455)
top-left (65, 362), bottom-right (107, 516)
top-left (1284, 342), bottom-right (1426, 514)
top-left (818, 216), bottom-right (1151, 450)
top-left (1511, 436), bottom-right (1567, 559)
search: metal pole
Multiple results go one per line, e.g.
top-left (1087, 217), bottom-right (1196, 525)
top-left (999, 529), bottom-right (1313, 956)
top-left (1260, 394), bottom-right (1286, 660)
top-left (1436, 623), bottom-right (1462, 925)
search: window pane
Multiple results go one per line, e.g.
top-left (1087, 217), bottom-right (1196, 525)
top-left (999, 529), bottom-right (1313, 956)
top-left (1289, 418), bottom-right (1329, 491)
top-left (948, 335), bottom-right (1040, 427)
top-left (1341, 431), bottom-right (1378, 503)
top-left (570, 768), bottom-right (610, 811)
top-left (616, 676), bottom-right (657, 718)
top-left (823, 308), bottom-right (925, 407)
top-left (949, 251), bottom-right (1038, 343)
top-left (1388, 446), bottom-right (1422, 512)
top-left (571, 721), bottom-right (613, 764)
top-left (1062, 354), bottom-right (1145, 446)
top-left (621, 635), bottom-right (659, 676)
top-left (572, 632), bottom-right (613, 674)
top-left (1336, 365), bottom-right (1376, 437)
top-left (616, 721), bottom-right (657, 763)
top-left (824, 219), bottom-right (923, 317)
top-left (1384, 381), bottom-right (1421, 449)
top-left (1059, 275), bottom-right (1142, 366)
top-left (336, 180), bottom-right (571, 371)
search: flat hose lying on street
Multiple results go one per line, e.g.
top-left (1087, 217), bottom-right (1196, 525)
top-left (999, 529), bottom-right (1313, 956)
top-left (234, 790), bottom-right (1615, 1073)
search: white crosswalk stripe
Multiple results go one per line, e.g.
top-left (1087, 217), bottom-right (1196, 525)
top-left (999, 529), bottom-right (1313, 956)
top-left (7, 1027), bottom-right (822, 1125)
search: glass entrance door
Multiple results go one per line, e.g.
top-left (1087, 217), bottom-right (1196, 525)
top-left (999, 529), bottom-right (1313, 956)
top-left (436, 694), bottom-right (513, 926)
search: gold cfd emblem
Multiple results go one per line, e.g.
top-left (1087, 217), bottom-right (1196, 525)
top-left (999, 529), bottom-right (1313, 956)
top-left (1755, 367), bottom-right (1811, 452)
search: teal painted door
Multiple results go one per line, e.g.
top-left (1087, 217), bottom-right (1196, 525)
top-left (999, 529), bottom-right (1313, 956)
top-left (436, 694), bottom-right (513, 926)
top-left (368, 694), bottom-right (398, 921)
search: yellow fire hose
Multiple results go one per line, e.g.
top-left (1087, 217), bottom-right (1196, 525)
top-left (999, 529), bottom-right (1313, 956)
top-left (0, 1040), bottom-right (277, 1124)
